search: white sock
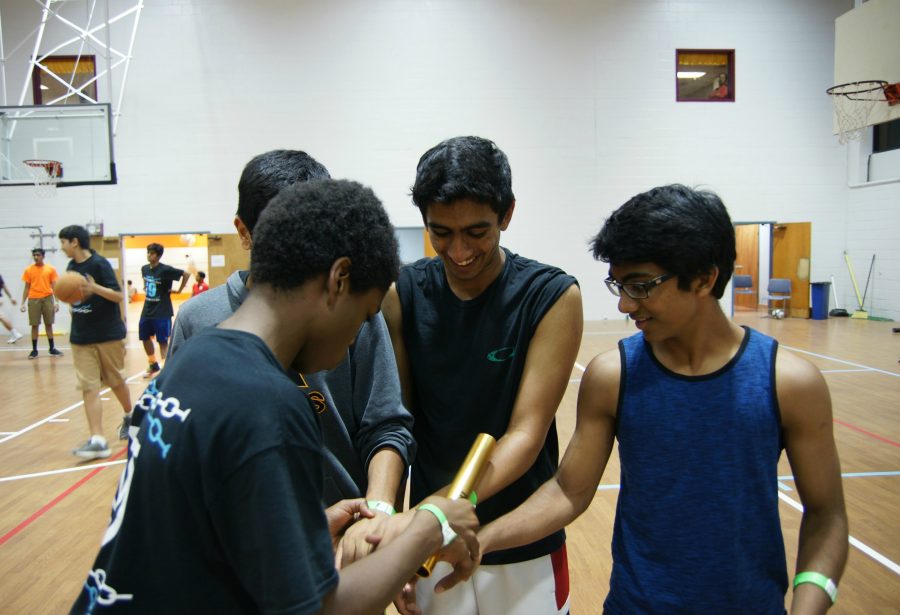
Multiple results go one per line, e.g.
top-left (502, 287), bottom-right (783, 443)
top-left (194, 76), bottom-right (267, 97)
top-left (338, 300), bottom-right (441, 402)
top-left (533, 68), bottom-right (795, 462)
top-left (90, 435), bottom-right (108, 447)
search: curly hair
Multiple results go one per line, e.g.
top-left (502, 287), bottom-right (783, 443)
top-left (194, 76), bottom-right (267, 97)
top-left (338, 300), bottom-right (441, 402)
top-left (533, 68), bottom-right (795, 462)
top-left (411, 136), bottom-right (515, 222)
top-left (238, 150), bottom-right (331, 233)
top-left (251, 179), bottom-right (399, 293)
top-left (590, 184), bottom-right (736, 299)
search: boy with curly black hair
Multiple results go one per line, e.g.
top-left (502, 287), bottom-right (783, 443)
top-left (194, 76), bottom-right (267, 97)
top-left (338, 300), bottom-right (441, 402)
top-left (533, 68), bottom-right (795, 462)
top-left (72, 179), bottom-right (480, 614)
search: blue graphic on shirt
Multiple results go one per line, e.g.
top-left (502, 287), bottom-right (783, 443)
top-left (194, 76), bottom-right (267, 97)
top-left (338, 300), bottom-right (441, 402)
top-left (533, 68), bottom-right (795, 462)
top-left (143, 276), bottom-right (158, 301)
top-left (146, 413), bottom-right (171, 458)
top-left (134, 381), bottom-right (192, 459)
top-left (83, 568), bottom-right (133, 611)
top-left (486, 346), bottom-right (516, 362)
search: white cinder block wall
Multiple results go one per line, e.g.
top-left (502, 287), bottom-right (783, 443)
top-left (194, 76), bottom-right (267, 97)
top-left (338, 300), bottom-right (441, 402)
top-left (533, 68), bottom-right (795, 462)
top-left (1, 0), bottom-right (897, 329)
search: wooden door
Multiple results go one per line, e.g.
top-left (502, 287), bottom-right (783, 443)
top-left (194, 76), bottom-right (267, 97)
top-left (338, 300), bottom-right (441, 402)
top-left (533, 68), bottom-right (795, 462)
top-left (733, 224), bottom-right (759, 309)
top-left (771, 222), bottom-right (811, 318)
top-left (96, 235), bottom-right (126, 318)
top-left (206, 233), bottom-right (248, 288)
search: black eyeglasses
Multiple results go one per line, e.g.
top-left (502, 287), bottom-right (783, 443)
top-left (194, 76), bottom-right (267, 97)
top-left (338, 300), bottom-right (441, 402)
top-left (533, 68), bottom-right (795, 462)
top-left (604, 273), bottom-right (674, 299)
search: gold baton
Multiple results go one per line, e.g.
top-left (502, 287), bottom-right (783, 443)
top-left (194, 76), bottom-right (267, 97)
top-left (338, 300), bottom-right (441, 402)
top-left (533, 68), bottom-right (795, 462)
top-left (417, 433), bottom-right (496, 578)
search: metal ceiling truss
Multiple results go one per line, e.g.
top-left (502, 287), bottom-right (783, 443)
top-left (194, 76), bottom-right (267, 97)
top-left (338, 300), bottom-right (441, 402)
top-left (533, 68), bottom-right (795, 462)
top-left (0, 0), bottom-right (144, 136)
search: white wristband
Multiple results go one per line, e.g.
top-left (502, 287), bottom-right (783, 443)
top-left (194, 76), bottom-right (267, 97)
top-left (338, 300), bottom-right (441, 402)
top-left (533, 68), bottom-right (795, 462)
top-left (417, 503), bottom-right (457, 547)
top-left (366, 500), bottom-right (396, 516)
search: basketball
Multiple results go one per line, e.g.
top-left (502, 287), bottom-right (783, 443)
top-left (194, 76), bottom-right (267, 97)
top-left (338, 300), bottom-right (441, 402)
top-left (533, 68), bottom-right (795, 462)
top-left (54, 271), bottom-right (86, 304)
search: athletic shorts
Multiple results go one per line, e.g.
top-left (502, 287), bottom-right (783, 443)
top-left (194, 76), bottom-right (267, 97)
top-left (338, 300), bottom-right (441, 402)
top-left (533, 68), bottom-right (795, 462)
top-left (72, 340), bottom-right (127, 391)
top-left (27, 296), bottom-right (55, 327)
top-left (416, 544), bottom-right (570, 615)
top-left (138, 317), bottom-right (172, 343)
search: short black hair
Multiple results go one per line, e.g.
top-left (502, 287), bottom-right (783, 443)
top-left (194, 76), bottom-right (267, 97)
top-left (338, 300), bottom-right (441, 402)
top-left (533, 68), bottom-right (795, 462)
top-left (251, 179), bottom-right (399, 293)
top-left (590, 184), bottom-right (736, 299)
top-left (411, 136), bottom-right (515, 221)
top-left (32, 248), bottom-right (45, 256)
top-left (147, 243), bottom-right (164, 257)
top-left (58, 225), bottom-right (91, 250)
top-left (237, 150), bottom-right (331, 233)
top-left (197, 271), bottom-right (206, 280)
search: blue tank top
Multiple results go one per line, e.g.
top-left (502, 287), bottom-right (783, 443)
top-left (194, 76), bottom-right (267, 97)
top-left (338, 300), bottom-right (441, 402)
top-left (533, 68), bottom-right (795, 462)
top-left (605, 327), bottom-right (788, 614)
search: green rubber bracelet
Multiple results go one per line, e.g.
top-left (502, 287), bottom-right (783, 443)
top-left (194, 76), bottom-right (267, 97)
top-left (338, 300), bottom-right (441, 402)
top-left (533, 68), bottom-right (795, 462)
top-left (793, 571), bottom-right (838, 604)
top-left (468, 490), bottom-right (478, 506)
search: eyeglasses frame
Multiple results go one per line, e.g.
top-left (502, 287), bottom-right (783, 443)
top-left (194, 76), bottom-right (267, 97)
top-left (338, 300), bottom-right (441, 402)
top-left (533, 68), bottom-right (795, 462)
top-left (604, 273), bottom-right (675, 300)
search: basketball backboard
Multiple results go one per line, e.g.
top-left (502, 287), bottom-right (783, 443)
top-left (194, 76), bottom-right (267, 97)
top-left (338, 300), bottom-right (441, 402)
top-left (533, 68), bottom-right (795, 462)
top-left (833, 0), bottom-right (900, 131)
top-left (0, 103), bottom-right (116, 187)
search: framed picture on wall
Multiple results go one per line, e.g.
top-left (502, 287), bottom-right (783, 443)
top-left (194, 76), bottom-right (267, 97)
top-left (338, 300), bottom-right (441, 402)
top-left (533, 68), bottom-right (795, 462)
top-left (676, 49), bottom-right (735, 102)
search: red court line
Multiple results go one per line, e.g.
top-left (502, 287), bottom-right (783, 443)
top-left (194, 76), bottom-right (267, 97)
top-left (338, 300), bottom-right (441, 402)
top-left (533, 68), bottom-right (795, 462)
top-left (0, 447), bottom-right (127, 548)
top-left (834, 418), bottom-right (900, 448)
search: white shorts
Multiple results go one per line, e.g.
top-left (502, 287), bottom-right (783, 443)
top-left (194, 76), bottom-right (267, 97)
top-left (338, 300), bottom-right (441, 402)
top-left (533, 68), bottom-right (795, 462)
top-left (417, 544), bottom-right (570, 615)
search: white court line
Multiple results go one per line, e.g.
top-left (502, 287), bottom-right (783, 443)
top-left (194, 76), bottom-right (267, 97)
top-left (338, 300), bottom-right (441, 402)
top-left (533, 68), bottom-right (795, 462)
top-left (0, 400), bottom-right (85, 445)
top-left (593, 482), bottom-right (900, 575)
top-left (782, 345), bottom-right (900, 378)
top-left (0, 371), bottom-right (146, 445)
top-left (778, 491), bottom-right (900, 575)
top-left (0, 459), bottom-right (126, 483)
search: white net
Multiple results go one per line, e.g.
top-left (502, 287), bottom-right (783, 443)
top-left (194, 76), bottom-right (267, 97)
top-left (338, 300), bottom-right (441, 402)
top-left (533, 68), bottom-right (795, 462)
top-left (24, 160), bottom-right (61, 198)
top-left (827, 81), bottom-right (888, 145)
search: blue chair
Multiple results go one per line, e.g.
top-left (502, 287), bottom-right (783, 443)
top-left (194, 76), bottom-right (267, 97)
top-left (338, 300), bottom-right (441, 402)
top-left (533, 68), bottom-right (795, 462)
top-left (765, 278), bottom-right (792, 318)
top-left (733, 274), bottom-right (754, 295)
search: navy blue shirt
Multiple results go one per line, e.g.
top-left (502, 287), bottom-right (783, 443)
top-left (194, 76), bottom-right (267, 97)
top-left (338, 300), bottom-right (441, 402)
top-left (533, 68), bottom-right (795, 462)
top-left (140, 263), bottom-right (184, 319)
top-left (606, 327), bottom-right (787, 614)
top-left (71, 329), bottom-right (338, 614)
top-left (66, 252), bottom-right (126, 344)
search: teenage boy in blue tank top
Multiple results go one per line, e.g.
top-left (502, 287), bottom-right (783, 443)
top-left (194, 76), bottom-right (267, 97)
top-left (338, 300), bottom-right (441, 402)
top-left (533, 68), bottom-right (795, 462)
top-left (477, 184), bottom-right (849, 614)
top-left (71, 179), bottom-right (480, 615)
top-left (382, 136), bottom-right (583, 615)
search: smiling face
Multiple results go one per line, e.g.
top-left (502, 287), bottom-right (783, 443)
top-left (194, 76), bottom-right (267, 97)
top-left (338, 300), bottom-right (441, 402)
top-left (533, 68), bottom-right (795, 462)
top-left (609, 262), bottom-right (707, 343)
top-left (424, 198), bottom-right (513, 297)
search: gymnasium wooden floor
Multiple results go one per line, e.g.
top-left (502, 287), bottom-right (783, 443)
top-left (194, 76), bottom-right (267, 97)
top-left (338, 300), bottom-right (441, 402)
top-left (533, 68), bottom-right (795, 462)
top-left (1, 308), bottom-right (898, 613)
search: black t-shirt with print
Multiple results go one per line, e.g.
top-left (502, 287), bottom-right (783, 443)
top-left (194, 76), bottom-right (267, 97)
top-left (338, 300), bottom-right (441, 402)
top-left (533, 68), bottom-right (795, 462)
top-left (70, 328), bottom-right (338, 614)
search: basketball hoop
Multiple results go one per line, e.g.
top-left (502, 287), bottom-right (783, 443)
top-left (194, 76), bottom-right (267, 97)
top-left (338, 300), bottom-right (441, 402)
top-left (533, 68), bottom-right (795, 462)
top-left (23, 159), bottom-right (63, 198)
top-left (826, 80), bottom-right (888, 144)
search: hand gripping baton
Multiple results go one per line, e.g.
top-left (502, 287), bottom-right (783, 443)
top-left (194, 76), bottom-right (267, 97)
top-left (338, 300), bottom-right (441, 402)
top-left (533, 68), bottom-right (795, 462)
top-left (417, 433), bottom-right (496, 577)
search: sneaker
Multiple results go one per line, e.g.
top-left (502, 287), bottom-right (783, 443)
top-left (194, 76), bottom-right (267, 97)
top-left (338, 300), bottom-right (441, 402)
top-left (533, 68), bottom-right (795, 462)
top-left (118, 414), bottom-right (132, 440)
top-left (28, 350), bottom-right (39, 360)
top-left (7, 330), bottom-right (22, 344)
top-left (49, 347), bottom-right (63, 356)
top-left (72, 440), bottom-right (111, 460)
top-left (143, 362), bottom-right (161, 379)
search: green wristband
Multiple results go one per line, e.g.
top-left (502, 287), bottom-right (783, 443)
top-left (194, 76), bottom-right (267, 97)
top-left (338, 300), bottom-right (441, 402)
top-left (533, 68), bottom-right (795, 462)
top-left (468, 490), bottom-right (478, 506)
top-left (366, 500), bottom-right (396, 516)
top-left (418, 503), bottom-right (456, 547)
top-left (793, 571), bottom-right (838, 604)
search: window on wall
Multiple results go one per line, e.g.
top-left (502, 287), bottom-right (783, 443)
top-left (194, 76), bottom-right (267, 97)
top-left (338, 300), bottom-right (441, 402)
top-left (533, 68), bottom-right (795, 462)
top-left (31, 55), bottom-right (98, 105)
top-left (873, 118), bottom-right (900, 153)
top-left (676, 49), bottom-right (735, 102)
